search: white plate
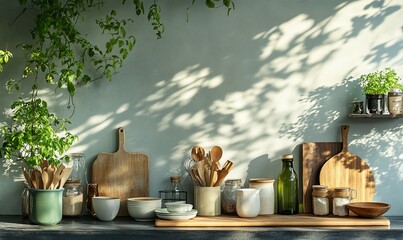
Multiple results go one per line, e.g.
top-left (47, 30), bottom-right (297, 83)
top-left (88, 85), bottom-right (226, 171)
top-left (155, 208), bottom-right (197, 220)
top-left (155, 208), bottom-right (197, 216)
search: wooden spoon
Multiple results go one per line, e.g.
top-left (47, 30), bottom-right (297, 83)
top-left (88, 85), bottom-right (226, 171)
top-left (46, 165), bottom-right (55, 189)
top-left (52, 164), bottom-right (65, 189)
top-left (192, 160), bottom-right (206, 186)
top-left (41, 170), bottom-right (49, 190)
top-left (214, 160), bottom-right (234, 187)
top-left (209, 162), bottom-right (219, 187)
top-left (209, 146), bottom-right (222, 186)
top-left (191, 168), bottom-right (204, 186)
top-left (31, 170), bottom-right (38, 189)
top-left (191, 146), bottom-right (205, 162)
top-left (22, 167), bottom-right (33, 188)
top-left (58, 167), bottom-right (73, 189)
top-left (210, 146), bottom-right (223, 163)
top-left (33, 168), bottom-right (43, 189)
top-left (40, 160), bottom-right (49, 171)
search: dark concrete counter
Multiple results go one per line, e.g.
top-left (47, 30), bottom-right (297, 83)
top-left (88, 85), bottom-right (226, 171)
top-left (1, 215), bottom-right (403, 240)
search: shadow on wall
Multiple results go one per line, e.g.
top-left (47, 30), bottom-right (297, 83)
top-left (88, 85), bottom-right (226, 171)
top-left (75, 0), bottom-right (403, 195)
top-left (1, 1), bottom-right (403, 213)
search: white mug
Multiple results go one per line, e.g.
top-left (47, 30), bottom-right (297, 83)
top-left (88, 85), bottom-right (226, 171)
top-left (236, 188), bottom-right (260, 218)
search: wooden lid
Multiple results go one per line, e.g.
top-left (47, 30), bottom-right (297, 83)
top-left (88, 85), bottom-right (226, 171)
top-left (312, 185), bottom-right (328, 197)
top-left (333, 187), bottom-right (351, 197)
top-left (249, 178), bottom-right (275, 183)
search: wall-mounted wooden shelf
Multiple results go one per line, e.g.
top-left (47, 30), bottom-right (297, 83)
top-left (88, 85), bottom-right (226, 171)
top-left (349, 113), bottom-right (403, 118)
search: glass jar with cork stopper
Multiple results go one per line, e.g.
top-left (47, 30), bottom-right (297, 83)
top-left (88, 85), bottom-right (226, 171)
top-left (62, 153), bottom-right (86, 217)
top-left (332, 187), bottom-right (356, 216)
top-left (312, 185), bottom-right (330, 216)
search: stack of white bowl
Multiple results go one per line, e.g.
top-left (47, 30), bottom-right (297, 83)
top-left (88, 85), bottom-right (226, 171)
top-left (127, 197), bottom-right (162, 221)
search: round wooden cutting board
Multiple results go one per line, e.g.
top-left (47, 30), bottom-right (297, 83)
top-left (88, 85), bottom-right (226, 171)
top-left (319, 125), bottom-right (375, 203)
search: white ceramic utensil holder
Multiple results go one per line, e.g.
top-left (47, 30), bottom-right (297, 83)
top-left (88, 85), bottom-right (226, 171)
top-left (194, 186), bottom-right (221, 216)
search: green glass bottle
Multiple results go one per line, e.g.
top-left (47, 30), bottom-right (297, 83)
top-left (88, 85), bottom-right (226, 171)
top-left (277, 153), bottom-right (298, 214)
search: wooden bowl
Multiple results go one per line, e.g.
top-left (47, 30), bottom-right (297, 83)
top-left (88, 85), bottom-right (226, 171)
top-left (347, 202), bottom-right (391, 218)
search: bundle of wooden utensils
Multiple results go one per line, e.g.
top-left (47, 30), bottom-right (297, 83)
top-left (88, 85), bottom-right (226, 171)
top-left (22, 160), bottom-right (72, 190)
top-left (189, 145), bottom-right (234, 187)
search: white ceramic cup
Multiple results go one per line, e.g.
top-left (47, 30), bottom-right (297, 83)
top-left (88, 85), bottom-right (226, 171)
top-left (92, 196), bottom-right (120, 221)
top-left (236, 188), bottom-right (260, 218)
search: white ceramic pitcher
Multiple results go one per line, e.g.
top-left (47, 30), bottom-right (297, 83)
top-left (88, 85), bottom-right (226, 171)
top-left (236, 188), bottom-right (260, 218)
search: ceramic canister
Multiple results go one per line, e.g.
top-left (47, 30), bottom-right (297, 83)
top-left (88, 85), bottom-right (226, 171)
top-left (236, 188), bottom-right (260, 218)
top-left (194, 186), bottom-right (221, 216)
top-left (249, 178), bottom-right (275, 215)
top-left (29, 188), bottom-right (64, 225)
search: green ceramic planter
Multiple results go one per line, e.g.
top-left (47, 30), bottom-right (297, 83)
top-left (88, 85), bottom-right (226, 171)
top-left (29, 188), bottom-right (64, 225)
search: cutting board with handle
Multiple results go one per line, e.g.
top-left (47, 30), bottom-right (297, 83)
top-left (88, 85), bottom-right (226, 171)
top-left (302, 142), bottom-right (342, 213)
top-left (319, 125), bottom-right (375, 203)
top-left (92, 127), bottom-right (149, 216)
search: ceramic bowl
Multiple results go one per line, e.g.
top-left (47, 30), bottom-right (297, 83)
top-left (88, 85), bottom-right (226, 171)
top-left (346, 202), bottom-right (391, 218)
top-left (165, 202), bottom-right (193, 213)
top-left (127, 197), bottom-right (161, 221)
top-left (127, 197), bottom-right (162, 205)
top-left (92, 196), bottom-right (120, 221)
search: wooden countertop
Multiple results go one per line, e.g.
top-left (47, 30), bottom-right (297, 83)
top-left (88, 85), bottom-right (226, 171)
top-left (155, 214), bottom-right (390, 227)
top-left (0, 215), bottom-right (402, 240)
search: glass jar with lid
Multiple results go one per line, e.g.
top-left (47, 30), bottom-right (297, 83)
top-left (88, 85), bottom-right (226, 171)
top-left (68, 153), bottom-right (86, 182)
top-left (62, 180), bottom-right (83, 217)
top-left (159, 176), bottom-right (187, 207)
top-left (312, 185), bottom-right (329, 216)
top-left (221, 179), bottom-right (242, 215)
top-left (332, 187), bottom-right (356, 216)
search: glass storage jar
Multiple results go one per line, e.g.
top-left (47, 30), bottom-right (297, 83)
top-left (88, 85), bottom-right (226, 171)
top-left (159, 176), bottom-right (187, 207)
top-left (221, 179), bottom-right (242, 215)
top-left (312, 185), bottom-right (329, 216)
top-left (68, 153), bottom-right (86, 182)
top-left (22, 182), bottom-right (30, 218)
top-left (332, 187), bottom-right (356, 216)
top-left (62, 180), bottom-right (83, 217)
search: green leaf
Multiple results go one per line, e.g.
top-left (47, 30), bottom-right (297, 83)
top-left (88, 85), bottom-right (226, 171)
top-left (206, 0), bottom-right (215, 8)
top-left (120, 27), bottom-right (126, 38)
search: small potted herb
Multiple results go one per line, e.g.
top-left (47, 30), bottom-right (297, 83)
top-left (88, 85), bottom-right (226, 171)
top-left (359, 67), bottom-right (401, 114)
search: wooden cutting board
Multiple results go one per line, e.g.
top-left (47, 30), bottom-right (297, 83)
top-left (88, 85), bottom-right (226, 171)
top-left (155, 214), bottom-right (389, 227)
top-left (302, 142), bottom-right (342, 213)
top-left (319, 125), bottom-right (375, 203)
top-left (92, 127), bottom-right (149, 216)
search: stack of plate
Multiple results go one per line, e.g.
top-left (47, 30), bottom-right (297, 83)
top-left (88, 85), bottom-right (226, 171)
top-left (155, 208), bottom-right (197, 220)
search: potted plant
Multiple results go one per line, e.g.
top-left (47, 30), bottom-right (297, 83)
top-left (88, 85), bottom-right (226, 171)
top-left (0, 97), bottom-right (77, 225)
top-left (359, 67), bottom-right (401, 114)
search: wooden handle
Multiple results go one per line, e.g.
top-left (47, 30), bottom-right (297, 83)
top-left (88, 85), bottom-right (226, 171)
top-left (341, 125), bottom-right (350, 152)
top-left (118, 127), bottom-right (126, 152)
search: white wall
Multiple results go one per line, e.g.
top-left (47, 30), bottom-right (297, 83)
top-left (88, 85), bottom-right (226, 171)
top-left (0, 0), bottom-right (402, 215)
